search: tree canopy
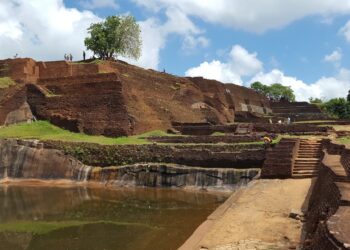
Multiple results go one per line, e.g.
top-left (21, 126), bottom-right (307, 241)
top-left (250, 82), bottom-right (296, 102)
top-left (319, 98), bottom-right (350, 119)
top-left (84, 15), bottom-right (142, 60)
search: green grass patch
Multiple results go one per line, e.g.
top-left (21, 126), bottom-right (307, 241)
top-left (337, 137), bottom-right (350, 145)
top-left (211, 132), bottom-right (225, 136)
top-left (72, 59), bottom-right (104, 65)
top-left (0, 77), bottom-right (16, 89)
top-left (0, 121), bottom-right (174, 145)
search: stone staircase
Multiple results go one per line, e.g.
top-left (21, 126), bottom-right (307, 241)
top-left (293, 139), bottom-right (323, 178)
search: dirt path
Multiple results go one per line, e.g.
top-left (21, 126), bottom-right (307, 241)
top-left (180, 179), bottom-right (313, 250)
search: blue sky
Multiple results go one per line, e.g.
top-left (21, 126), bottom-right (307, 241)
top-left (2, 0), bottom-right (350, 101)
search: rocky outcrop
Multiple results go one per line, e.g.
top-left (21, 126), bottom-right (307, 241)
top-left (90, 164), bottom-right (259, 189)
top-left (0, 139), bottom-right (90, 180)
top-left (0, 139), bottom-right (260, 189)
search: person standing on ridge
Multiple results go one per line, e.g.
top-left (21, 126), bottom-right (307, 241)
top-left (83, 51), bottom-right (86, 61)
top-left (69, 54), bottom-right (73, 62)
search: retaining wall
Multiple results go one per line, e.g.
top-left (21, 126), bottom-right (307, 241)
top-left (305, 141), bottom-right (350, 249)
top-left (44, 141), bottom-right (265, 168)
top-left (261, 138), bottom-right (299, 178)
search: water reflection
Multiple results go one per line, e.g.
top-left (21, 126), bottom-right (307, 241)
top-left (0, 185), bottom-right (228, 250)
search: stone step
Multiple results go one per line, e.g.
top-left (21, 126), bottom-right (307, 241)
top-left (297, 154), bottom-right (321, 157)
top-left (295, 158), bottom-right (320, 161)
top-left (293, 170), bottom-right (318, 175)
top-left (294, 166), bottom-right (319, 170)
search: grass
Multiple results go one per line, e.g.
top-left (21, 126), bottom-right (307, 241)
top-left (338, 137), bottom-right (350, 145)
top-left (0, 121), bottom-right (173, 145)
top-left (72, 59), bottom-right (104, 65)
top-left (0, 77), bottom-right (16, 89)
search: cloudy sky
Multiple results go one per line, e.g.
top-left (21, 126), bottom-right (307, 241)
top-left (1, 0), bottom-right (350, 101)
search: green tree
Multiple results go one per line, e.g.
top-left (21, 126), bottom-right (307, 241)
top-left (309, 97), bottom-right (323, 104)
top-left (250, 82), bottom-right (296, 102)
top-left (250, 82), bottom-right (269, 96)
top-left (321, 98), bottom-right (350, 119)
top-left (84, 15), bottom-right (142, 60)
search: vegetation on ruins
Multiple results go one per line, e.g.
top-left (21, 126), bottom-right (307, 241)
top-left (309, 97), bottom-right (323, 104)
top-left (0, 77), bottom-right (16, 89)
top-left (84, 15), bottom-right (142, 60)
top-left (250, 82), bottom-right (296, 102)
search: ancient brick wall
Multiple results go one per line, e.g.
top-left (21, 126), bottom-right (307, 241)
top-left (253, 123), bottom-right (330, 133)
top-left (341, 149), bottom-right (350, 176)
top-left (261, 138), bottom-right (299, 178)
top-left (147, 134), bottom-right (276, 144)
top-left (0, 58), bottom-right (39, 83)
top-left (270, 101), bottom-right (328, 121)
top-left (304, 142), bottom-right (350, 249)
top-left (173, 124), bottom-right (238, 135)
top-left (187, 77), bottom-right (271, 117)
top-left (0, 85), bottom-right (28, 125)
top-left (27, 73), bottom-right (133, 136)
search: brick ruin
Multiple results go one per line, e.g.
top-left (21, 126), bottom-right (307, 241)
top-left (0, 58), bottom-right (275, 136)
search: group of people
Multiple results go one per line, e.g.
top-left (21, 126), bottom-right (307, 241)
top-left (64, 53), bottom-right (73, 62)
top-left (269, 117), bottom-right (291, 125)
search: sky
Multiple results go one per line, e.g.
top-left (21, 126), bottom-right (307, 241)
top-left (1, 1), bottom-right (350, 101)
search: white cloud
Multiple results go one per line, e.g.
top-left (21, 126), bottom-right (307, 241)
top-left (182, 36), bottom-right (210, 50)
top-left (0, 0), bottom-right (208, 70)
top-left (132, 0), bottom-right (350, 33)
top-left (80, 0), bottom-right (119, 10)
top-left (0, 0), bottom-right (101, 61)
top-left (250, 69), bottom-right (350, 101)
top-left (324, 48), bottom-right (342, 66)
top-left (340, 20), bottom-right (350, 42)
top-left (125, 8), bottom-right (209, 69)
top-left (185, 44), bottom-right (350, 101)
top-left (185, 45), bottom-right (262, 84)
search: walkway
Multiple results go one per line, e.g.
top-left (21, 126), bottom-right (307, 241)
top-left (180, 179), bottom-right (312, 250)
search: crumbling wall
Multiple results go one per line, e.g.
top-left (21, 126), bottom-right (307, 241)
top-left (270, 101), bottom-right (328, 121)
top-left (304, 142), bottom-right (350, 250)
top-left (0, 85), bottom-right (32, 125)
top-left (261, 138), bottom-right (299, 178)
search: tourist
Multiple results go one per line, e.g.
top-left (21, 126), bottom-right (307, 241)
top-left (263, 135), bottom-right (272, 149)
top-left (69, 54), bottom-right (73, 62)
top-left (64, 54), bottom-right (67, 61)
top-left (83, 51), bottom-right (86, 61)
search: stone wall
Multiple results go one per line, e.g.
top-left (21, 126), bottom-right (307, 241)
top-left (44, 141), bottom-right (265, 168)
top-left (304, 141), bottom-right (350, 249)
top-left (173, 123), bottom-right (330, 136)
top-left (147, 134), bottom-right (276, 144)
top-left (261, 138), bottom-right (299, 178)
top-left (270, 101), bottom-right (329, 121)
